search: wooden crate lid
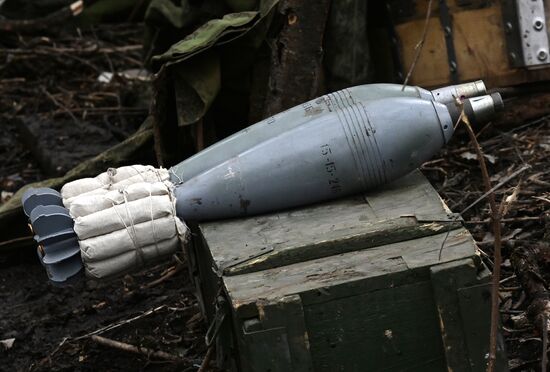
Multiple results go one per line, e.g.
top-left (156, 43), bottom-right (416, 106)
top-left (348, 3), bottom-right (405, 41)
top-left (224, 227), bottom-right (477, 309)
top-left (199, 170), bottom-right (463, 277)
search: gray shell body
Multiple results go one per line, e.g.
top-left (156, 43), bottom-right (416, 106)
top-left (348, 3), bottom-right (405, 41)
top-left (169, 82), bottom-right (484, 185)
top-left (173, 95), bottom-right (454, 220)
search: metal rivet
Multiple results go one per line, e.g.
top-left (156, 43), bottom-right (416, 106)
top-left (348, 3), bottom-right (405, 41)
top-left (506, 22), bottom-right (513, 33)
top-left (537, 50), bottom-right (548, 61)
top-left (533, 18), bottom-right (544, 31)
top-left (449, 61), bottom-right (457, 72)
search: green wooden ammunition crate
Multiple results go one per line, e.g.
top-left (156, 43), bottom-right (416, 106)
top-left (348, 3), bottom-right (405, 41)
top-left (188, 170), bottom-right (508, 371)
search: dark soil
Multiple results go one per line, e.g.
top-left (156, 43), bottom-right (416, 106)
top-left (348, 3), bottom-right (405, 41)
top-left (0, 254), bottom-right (207, 372)
top-left (17, 116), bottom-right (119, 177)
top-left (0, 120), bottom-right (43, 200)
top-left (0, 20), bottom-right (150, 201)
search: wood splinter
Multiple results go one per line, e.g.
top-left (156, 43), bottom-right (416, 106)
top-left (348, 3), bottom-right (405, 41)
top-left (90, 335), bottom-right (182, 362)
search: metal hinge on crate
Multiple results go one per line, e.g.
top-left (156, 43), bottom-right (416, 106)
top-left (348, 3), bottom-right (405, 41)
top-left (205, 295), bottom-right (228, 347)
top-left (502, 0), bottom-right (550, 68)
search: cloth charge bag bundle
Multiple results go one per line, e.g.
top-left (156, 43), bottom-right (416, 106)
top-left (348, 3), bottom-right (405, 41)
top-left (61, 165), bottom-right (187, 279)
top-left (62, 165), bottom-right (170, 208)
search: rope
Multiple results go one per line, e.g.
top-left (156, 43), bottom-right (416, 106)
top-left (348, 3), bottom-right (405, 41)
top-left (166, 179), bottom-right (189, 244)
top-left (102, 165), bottom-right (157, 191)
top-left (106, 190), bottom-right (145, 267)
top-left (148, 183), bottom-right (161, 258)
top-left (104, 179), bottom-right (182, 269)
top-left (123, 189), bottom-right (146, 266)
top-left (168, 168), bottom-right (184, 185)
top-left (130, 165), bottom-right (148, 183)
top-left (155, 167), bottom-right (166, 183)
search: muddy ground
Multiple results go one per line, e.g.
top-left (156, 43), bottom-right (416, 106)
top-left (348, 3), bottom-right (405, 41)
top-left (0, 256), bottom-right (207, 372)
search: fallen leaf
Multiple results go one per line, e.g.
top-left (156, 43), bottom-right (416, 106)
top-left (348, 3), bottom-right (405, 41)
top-left (0, 338), bottom-right (15, 350)
top-left (501, 185), bottom-right (520, 217)
top-left (503, 228), bottom-right (523, 240)
top-left (484, 154), bottom-right (497, 164)
top-left (1, 191), bottom-right (13, 203)
top-left (92, 301), bottom-right (107, 310)
top-left (460, 151), bottom-right (477, 161)
top-left (459, 151), bottom-right (497, 164)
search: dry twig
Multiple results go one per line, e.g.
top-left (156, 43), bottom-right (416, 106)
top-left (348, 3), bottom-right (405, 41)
top-left (0, 1), bottom-right (83, 32)
top-left (460, 164), bottom-right (530, 215)
top-left (460, 115), bottom-right (502, 372)
top-left (0, 45), bottom-right (142, 55)
top-left (542, 316), bottom-right (548, 372)
top-left (124, 264), bottom-right (183, 298)
top-left (401, 0), bottom-right (433, 89)
top-left (142, 264), bottom-right (182, 289)
top-left (198, 346), bottom-right (215, 372)
top-left (39, 304), bottom-right (184, 367)
top-left (91, 335), bottom-right (182, 361)
top-left (465, 216), bottom-right (541, 225)
top-left (73, 305), bottom-right (171, 341)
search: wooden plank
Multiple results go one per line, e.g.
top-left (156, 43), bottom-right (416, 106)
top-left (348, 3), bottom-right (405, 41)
top-left (225, 217), bottom-right (462, 275)
top-left (402, 0), bottom-right (496, 19)
top-left (430, 258), bottom-right (479, 372)
top-left (402, 228), bottom-right (475, 270)
top-left (395, 4), bottom-right (550, 88)
top-left (237, 294), bottom-right (313, 372)
top-left (223, 227), bottom-right (477, 308)
top-left (240, 327), bottom-right (293, 372)
top-left (304, 281), bottom-right (446, 371)
top-left (495, 93), bottom-right (550, 128)
top-left (200, 170), bottom-right (459, 275)
top-left (259, 295), bottom-right (313, 372)
top-left (457, 283), bottom-right (510, 372)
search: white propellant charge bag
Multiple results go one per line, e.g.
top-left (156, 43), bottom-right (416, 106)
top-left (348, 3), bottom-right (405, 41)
top-left (61, 165), bottom-right (170, 208)
top-left (61, 166), bottom-right (187, 280)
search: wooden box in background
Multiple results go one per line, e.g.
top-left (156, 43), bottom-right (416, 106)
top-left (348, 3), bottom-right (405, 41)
top-left (384, 0), bottom-right (550, 88)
